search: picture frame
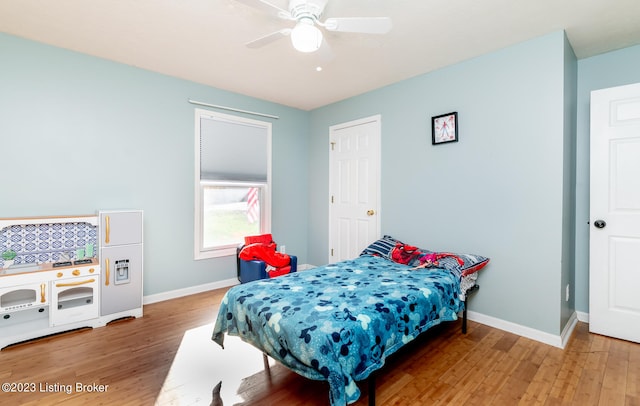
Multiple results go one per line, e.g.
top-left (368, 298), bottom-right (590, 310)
top-left (431, 111), bottom-right (458, 145)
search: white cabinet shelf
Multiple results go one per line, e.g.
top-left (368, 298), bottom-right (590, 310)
top-left (58, 288), bottom-right (93, 303)
top-left (1, 290), bottom-right (38, 309)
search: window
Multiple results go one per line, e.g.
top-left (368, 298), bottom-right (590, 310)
top-left (194, 109), bottom-right (271, 259)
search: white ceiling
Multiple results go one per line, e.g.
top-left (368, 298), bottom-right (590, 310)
top-left (1, 0), bottom-right (640, 110)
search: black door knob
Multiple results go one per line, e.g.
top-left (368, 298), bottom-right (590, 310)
top-left (594, 220), bottom-right (606, 229)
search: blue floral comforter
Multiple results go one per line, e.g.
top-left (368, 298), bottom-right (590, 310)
top-left (212, 255), bottom-right (463, 405)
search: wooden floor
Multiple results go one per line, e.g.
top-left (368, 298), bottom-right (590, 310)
top-left (1, 287), bottom-right (639, 405)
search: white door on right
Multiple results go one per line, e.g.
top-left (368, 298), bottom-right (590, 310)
top-left (590, 82), bottom-right (640, 343)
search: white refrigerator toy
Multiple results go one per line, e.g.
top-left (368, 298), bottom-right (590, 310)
top-left (99, 210), bottom-right (143, 323)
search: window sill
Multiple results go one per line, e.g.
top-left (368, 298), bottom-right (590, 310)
top-left (194, 246), bottom-right (237, 260)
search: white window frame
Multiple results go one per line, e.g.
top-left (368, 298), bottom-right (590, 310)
top-left (194, 109), bottom-right (272, 260)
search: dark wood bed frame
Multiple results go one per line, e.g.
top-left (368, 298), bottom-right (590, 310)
top-left (260, 284), bottom-right (480, 406)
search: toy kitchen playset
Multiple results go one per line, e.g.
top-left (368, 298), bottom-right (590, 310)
top-left (0, 210), bottom-right (143, 349)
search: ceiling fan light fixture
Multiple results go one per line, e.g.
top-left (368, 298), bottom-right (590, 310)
top-left (290, 19), bottom-right (323, 53)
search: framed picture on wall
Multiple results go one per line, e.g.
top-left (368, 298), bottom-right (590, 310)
top-left (431, 112), bottom-right (458, 145)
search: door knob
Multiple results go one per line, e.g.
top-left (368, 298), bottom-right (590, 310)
top-left (594, 220), bottom-right (606, 229)
top-left (367, 209), bottom-right (375, 216)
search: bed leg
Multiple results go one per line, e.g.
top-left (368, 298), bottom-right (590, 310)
top-left (462, 284), bottom-right (479, 334)
top-left (368, 373), bottom-right (376, 406)
top-left (462, 306), bottom-right (468, 334)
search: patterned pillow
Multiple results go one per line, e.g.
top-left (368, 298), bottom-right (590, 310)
top-left (436, 252), bottom-right (490, 276)
top-left (361, 236), bottom-right (489, 277)
top-left (360, 235), bottom-right (402, 259)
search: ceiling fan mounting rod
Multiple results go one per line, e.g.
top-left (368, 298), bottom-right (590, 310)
top-left (289, 0), bottom-right (327, 22)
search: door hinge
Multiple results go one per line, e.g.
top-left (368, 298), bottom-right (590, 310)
top-left (331, 195), bottom-right (334, 203)
top-left (330, 141), bottom-right (336, 151)
top-left (331, 248), bottom-right (334, 256)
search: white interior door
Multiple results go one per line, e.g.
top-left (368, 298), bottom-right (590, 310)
top-left (589, 82), bottom-right (640, 343)
top-left (329, 115), bottom-right (381, 263)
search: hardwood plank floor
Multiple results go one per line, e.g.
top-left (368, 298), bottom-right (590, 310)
top-left (1, 287), bottom-right (638, 405)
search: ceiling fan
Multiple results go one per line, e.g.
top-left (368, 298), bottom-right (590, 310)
top-left (237, 0), bottom-right (392, 53)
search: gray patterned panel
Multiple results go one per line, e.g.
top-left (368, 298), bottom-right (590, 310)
top-left (0, 222), bottom-right (97, 267)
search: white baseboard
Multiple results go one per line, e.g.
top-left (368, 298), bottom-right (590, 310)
top-left (143, 278), bottom-right (239, 305)
top-left (560, 312), bottom-right (579, 348)
top-left (297, 263), bottom-right (316, 271)
top-left (467, 310), bottom-right (579, 349)
top-left (576, 311), bottom-right (589, 323)
top-left (144, 265), bottom-right (316, 305)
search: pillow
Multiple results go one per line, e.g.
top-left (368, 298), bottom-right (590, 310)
top-left (361, 236), bottom-right (489, 276)
top-left (360, 235), bottom-right (402, 259)
top-left (435, 252), bottom-right (490, 276)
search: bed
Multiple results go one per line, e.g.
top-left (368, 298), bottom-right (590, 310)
top-left (212, 236), bottom-right (488, 405)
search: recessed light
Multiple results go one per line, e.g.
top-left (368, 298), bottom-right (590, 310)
top-left (316, 66), bottom-right (323, 72)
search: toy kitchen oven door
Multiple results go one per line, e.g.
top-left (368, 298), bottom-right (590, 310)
top-left (99, 210), bottom-right (143, 322)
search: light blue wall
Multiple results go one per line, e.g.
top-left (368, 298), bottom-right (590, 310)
top-left (0, 33), bottom-right (310, 296)
top-left (574, 44), bottom-right (640, 314)
top-left (309, 31), bottom-right (572, 335)
top-left (4, 27), bottom-right (639, 334)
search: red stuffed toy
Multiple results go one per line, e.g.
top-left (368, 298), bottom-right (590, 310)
top-left (239, 234), bottom-right (291, 276)
top-left (390, 242), bottom-right (423, 265)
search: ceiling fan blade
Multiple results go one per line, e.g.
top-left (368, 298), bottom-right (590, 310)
top-left (235, 0), bottom-right (291, 19)
top-left (246, 28), bottom-right (292, 48)
top-left (323, 17), bottom-right (392, 34)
